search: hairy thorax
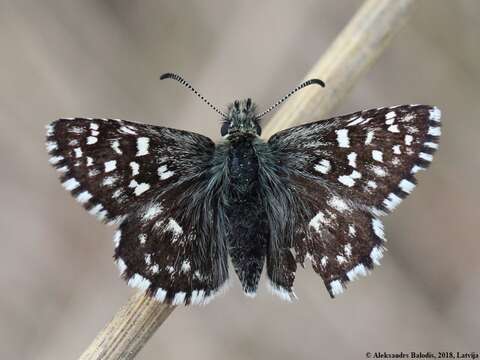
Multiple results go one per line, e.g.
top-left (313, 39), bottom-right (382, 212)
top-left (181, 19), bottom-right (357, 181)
top-left (227, 135), bottom-right (259, 199)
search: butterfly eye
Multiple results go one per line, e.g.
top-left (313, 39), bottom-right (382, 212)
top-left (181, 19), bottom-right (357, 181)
top-left (255, 121), bottom-right (261, 136)
top-left (221, 122), bottom-right (229, 136)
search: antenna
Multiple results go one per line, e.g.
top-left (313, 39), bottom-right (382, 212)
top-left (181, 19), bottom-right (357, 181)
top-left (160, 73), bottom-right (227, 118)
top-left (256, 79), bottom-right (325, 119)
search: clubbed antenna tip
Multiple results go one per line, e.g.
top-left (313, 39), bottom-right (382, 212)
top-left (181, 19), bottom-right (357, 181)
top-left (257, 78), bottom-right (326, 119)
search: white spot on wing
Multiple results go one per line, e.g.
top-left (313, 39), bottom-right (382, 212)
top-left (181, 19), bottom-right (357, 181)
top-left (419, 152), bottom-right (433, 162)
top-left (134, 183), bottom-right (150, 196)
top-left (330, 280), bottom-right (344, 296)
top-left (62, 178), bottom-right (80, 191)
top-left (335, 129), bottom-right (350, 148)
top-left (76, 191), bottom-right (92, 204)
top-left (372, 218), bottom-right (385, 240)
top-left (46, 124), bottom-right (54, 136)
top-left (104, 160), bottom-right (117, 172)
top-left (347, 264), bottom-right (368, 281)
top-left (383, 193), bottom-right (402, 211)
top-left (74, 147), bottom-right (83, 158)
top-left (113, 230), bottom-right (121, 248)
top-left (370, 246), bottom-right (384, 265)
top-left (69, 126), bottom-right (84, 134)
top-left (172, 292), bottom-right (186, 305)
top-left (155, 288), bottom-right (167, 302)
top-left (102, 176), bottom-right (117, 186)
top-left (129, 180), bottom-right (150, 196)
top-left (111, 140), bottom-right (122, 154)
top-left (320, 256), bottom-right (328, 267)
top-left (309, 211), bottom-right (328, 231)
top-left (89, 204), bottom-right (104, 217)
top-left (365, 130), bottom-right (375, 145)
top-left (405, 134), bottom-right (413, 146)
top-left (392, 145), bottom-right (402, 155)
top-left (166, 218), bottom-right (183, 238)
top-left (399, 179), bottom-right (415, 193)
top-left (267, 280), bottom-right (297, 302)
top-left (367, 180), bottom-right (377, 189)
top-left (424, 142), bottom-right (438, 149)
top-left (387, 124), bottom-right (400, 133)
top-left (314, 159), bottom-right (331, 174)
top-left (327, 196), bottom-right (350, 213)
top-left (130, 162), bottom-right (140, 176)
top-left (428, 126), bottom-right (441, 136)
top-left (347, 152), bottom-right (357, 168)
top-left (138, 234), bottom-right (147, 245)
top-left (348, 225), bottom-right (356, 237)
top-left (150, 264), bottom-right (160, 274)
top-left (119, 126), bottom-right (137, 135)
top-left (385, 111), bottom-right (396, 121)
top-left (46, 141), bottom-right (58, 152)
top-left (371, 165), bottom-right (387, 177)
top-left (49, 156), bottom-right (64, 165)
top-left (343, 243), bottom-right (355, 257)
top-left (411, 165), bottom-right (424, 174)
top-left (128, 274), bottom-right (151, 291)
top-left (181, 261), bottom-right (191, 273)
top-left (136, 137), bottom-right (150, 156)
top-left (143, 203), bottom-right (162, 220)
top-left (347, 116), bottom-right (365, 127)
top-left (429, 107), bottom-right (441, 122)
top-left (372, 150), bottom-right (383, 162)
top-left (116, 258), bottom-right (127, 274)
top-left (190, 290), bottom-right (206, 305)
top-left (158, 165), bottom-right (174, 180)
top-left (338, 170), bottom-right (361, 187)
top-left (86, 136), bottom-right (98, 145)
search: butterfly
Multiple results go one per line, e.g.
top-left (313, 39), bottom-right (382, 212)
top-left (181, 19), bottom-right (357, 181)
top-left (46, 73), bottom-right (441, 305)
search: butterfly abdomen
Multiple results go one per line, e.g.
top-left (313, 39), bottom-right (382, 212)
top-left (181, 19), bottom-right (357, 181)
top-left (225, 136), bottom-right (268, 295)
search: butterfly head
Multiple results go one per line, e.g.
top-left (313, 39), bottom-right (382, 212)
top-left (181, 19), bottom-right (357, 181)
top-left (221, 98), bottom-right (261, 138)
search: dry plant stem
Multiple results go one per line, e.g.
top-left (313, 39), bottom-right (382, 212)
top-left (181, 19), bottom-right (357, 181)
top-left (78, 0), bottom-right (415, 359)
top-left (263, 0), bottom-right (415, 137)
top-left (79, 292), bottom-right (175, 360)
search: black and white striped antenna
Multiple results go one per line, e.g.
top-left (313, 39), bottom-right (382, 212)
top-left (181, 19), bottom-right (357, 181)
top-left (256, 78), bottom-right (325, 119)
top-left (160, 73), bottom-right (227, 118)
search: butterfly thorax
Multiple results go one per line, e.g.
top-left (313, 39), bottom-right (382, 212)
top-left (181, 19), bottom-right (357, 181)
top-left (226, 135), bottom-right (259, 197)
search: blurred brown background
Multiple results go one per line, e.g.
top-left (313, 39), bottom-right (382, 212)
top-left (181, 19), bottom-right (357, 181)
top-left (1, 1), bottom-right (479, 359)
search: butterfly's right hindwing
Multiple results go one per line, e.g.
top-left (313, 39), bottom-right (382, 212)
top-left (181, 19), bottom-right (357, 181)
top-left (115, 175), bottom-right (230, 305)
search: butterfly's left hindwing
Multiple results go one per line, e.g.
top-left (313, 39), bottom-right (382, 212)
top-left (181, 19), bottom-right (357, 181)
top-left (47, 118), bottom-right (229, 305)
top-left (267, 105), bottom-right (441, 297)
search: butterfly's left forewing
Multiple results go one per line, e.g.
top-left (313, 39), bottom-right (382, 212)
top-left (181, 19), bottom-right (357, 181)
top-left (47, 118), bottom-right (229, 304)
top-left (267, 105), bottom-right (441, 297)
